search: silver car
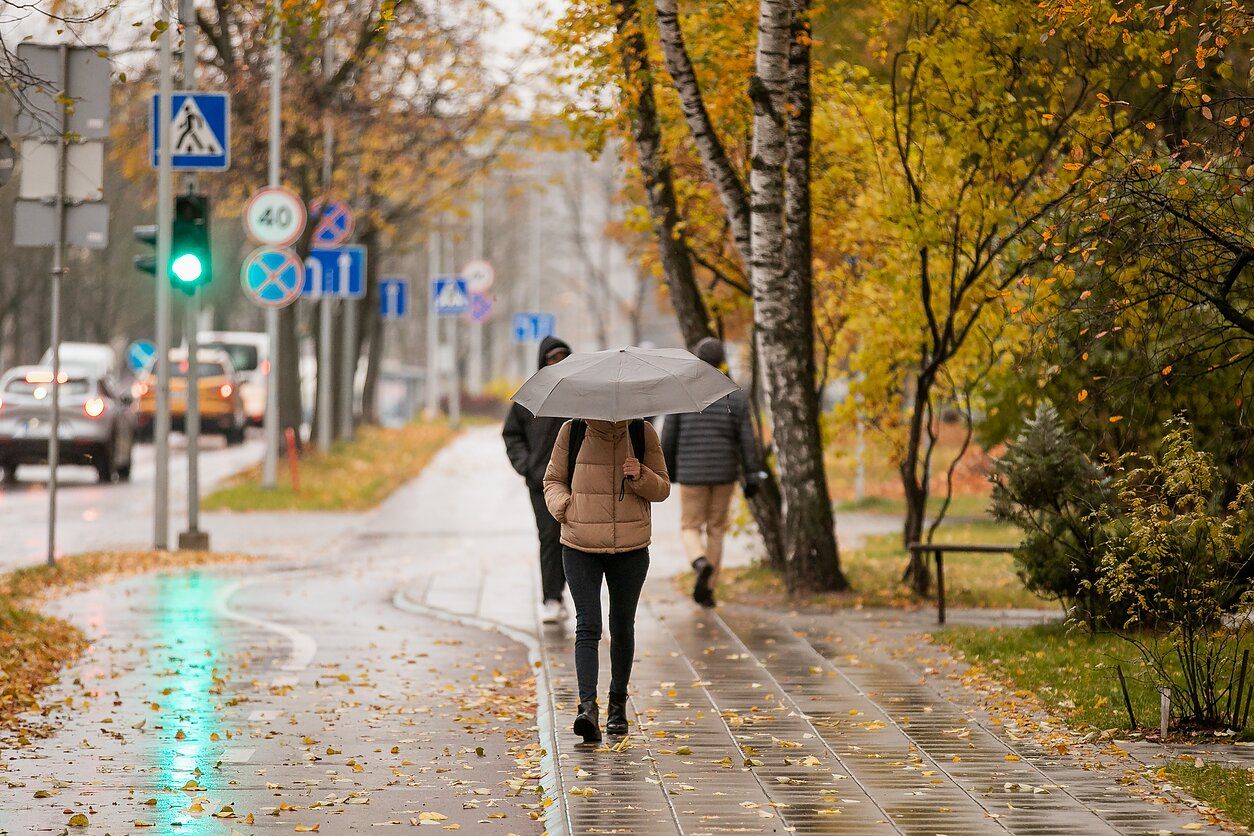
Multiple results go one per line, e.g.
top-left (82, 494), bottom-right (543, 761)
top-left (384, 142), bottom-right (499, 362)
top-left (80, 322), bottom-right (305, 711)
top-left (0, 366), bottom-right (136, 484)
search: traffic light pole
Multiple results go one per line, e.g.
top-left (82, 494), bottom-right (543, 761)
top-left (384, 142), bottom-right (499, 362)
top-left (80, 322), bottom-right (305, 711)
top-left (178, 0), bottom-right (208, 550)
top-left (154, 1), bottom-right (174, 550)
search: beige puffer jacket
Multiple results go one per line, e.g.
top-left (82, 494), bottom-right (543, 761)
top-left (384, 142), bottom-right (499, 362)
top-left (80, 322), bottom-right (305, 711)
top-left (544, 419), bottom-right (671, 554)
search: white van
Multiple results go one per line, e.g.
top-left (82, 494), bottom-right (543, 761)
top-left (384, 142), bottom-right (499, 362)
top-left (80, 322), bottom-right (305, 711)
top-left (196, 331), bottom-right (269, 425)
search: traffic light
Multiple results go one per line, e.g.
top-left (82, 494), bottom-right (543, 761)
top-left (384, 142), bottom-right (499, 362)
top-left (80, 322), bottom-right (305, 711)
top-left (132, 194), bottom-right (212, 293)
top-left (133, 224), bottom-right (157, 275)
top-left (171, 193), bottom-right (211, 294)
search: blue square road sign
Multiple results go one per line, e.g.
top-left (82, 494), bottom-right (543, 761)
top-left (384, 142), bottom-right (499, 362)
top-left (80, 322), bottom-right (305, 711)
top-left (380, 277), bottom-right (409, 320)
top-left (150, 91), bottom-right (231, 171)
top-left (301, 245), bottom-right (366, 299)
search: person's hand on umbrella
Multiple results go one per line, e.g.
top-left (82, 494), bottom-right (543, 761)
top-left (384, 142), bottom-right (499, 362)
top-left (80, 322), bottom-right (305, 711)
top-left (622, 456), bottom-right (641, 481)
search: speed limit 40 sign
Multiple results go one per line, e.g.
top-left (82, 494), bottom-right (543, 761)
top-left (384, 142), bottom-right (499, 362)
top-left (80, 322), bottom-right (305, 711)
top-left (244, 186), bottom-right (306, 246)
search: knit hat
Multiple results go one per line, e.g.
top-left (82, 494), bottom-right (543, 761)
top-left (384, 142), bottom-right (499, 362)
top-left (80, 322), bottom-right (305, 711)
top-left (694, 337), bottom-right (726, 368)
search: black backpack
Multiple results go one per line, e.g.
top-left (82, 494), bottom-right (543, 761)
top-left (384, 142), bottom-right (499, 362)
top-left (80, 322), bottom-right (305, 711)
top-left (566, 419), bottom-right (647, 499)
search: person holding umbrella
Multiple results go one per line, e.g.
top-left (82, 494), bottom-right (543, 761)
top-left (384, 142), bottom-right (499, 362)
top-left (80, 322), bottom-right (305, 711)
top-left (503, 336), bottom-right (573, 624)
top-left (661, 338), bottom-right (762, 608)
top-left (515, 347), bottom-right (738, 742)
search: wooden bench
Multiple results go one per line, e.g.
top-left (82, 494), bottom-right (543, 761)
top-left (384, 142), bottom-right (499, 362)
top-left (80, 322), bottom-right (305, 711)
top-left (906, 543), bottom-right (1017, 625)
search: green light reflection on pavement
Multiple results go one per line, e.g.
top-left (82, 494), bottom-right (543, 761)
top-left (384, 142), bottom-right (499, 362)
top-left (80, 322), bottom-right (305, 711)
top-left (145, 572), bottom-right (228, 830)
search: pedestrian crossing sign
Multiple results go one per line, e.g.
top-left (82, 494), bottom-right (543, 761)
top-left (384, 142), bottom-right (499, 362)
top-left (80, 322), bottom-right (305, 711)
top-left (432, 276), bottom-right (470, 316)
top-left (150, 91), bottom-right (230, 171)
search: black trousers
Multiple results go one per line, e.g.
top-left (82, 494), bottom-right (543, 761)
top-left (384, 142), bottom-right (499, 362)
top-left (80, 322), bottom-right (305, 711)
top-left (562, 546), bottom-right (650, 704)
top-left (529, 486), bottom-right (566, 602)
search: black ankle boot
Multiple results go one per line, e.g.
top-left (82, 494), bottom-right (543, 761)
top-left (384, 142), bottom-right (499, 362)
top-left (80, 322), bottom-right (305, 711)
top-left (573, 699), bottom-right (601, 742)
top-left (692, 556), bottom-right (713, 605)
top-left (605, 695), bottom-right (628, 735)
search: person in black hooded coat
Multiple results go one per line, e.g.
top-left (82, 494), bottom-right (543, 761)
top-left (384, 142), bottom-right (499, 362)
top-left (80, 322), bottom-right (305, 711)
top-left (503, 335), bottom-right (572, 622)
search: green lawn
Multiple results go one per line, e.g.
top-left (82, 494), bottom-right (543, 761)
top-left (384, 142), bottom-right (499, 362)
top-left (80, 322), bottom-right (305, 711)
top-left (204, 422), bottom-right (457, 512)
top-left (1163, 762), bottom-right (1254, 829)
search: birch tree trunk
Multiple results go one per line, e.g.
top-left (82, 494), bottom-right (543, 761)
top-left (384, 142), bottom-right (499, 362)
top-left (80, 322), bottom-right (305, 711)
top-left (612, 0), bottom-right (712, 346)
top-left (751, 0), bottom-right (845, 591)
top-left (779, 0), bottom-right (844, 590)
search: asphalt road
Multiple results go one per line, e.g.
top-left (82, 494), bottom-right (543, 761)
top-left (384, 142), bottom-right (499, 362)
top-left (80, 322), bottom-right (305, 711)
top-left (0, 434), bottom-right (263, 572)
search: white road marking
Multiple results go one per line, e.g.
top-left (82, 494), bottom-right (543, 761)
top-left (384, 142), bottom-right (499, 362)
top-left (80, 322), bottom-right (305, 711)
top-left (220, 747), bottom-right (256, 764)
top-left (214, 579), bottom-right (318, 687)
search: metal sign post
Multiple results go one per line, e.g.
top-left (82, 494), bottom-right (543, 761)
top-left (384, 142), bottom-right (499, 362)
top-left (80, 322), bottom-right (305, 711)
top-left (155, 12), bottom-right (174, 550)
top-left (46, 45), bottom-right (68, 568)
top-left (11, 41), bottom-right (112, 565)
top-left (264, 0), bottom-right (284, 489)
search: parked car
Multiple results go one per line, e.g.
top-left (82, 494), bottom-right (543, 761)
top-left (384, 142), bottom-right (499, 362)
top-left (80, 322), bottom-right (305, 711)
top-left (40, 342), bottom-right (122, 384)
top-left (135, 349), bottom-right (247, 444)
top-left (0, 366), bottom-right (136, 483)
top-left (196, 331), bottom-right (268, 426)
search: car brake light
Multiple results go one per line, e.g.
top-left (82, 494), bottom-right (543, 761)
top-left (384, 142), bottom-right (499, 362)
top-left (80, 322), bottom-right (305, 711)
top-left (219, 383), bottom-right (234, 399)
top-left (25, 371), bottom-right (68, 384)
top-left (0, 397), bottom-right (4, 412)
top-left (84, 397), bottom-right (106, 418)
top-left (261, 359), bottom-right (271, 375)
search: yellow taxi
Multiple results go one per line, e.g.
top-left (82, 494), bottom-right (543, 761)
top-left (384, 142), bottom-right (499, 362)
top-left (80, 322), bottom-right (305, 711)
top-left (135, 348), bottom-right (247, 444)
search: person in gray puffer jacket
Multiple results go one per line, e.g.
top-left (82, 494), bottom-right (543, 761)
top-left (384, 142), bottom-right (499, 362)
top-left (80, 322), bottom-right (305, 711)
top-left (661, 337), bottom-right (761, 607)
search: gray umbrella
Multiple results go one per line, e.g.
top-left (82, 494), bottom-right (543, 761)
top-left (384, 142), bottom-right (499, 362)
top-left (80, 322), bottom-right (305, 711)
top-left (511, 346), bottom-right (739, 421)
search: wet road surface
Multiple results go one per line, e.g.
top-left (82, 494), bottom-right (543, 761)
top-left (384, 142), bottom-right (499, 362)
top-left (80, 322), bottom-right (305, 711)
top-left (0, 435), bottom-right (263, 573)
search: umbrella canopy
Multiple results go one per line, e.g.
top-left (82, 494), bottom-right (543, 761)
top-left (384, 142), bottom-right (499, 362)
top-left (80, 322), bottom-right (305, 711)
top-left (511, 346), bottom-right (739, 421)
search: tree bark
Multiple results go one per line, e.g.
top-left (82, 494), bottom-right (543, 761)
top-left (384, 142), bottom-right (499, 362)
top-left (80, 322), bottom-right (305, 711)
top-left (777, 0), bottom-right (845, 591)
top-left (900, 363), bottom-right (934, 596)
top-left (612, 0), bottom-right (712, 346)
top-left (750, 0), bottom-right (845, 592)
top-left (654, 0), bottom-right (752, 262)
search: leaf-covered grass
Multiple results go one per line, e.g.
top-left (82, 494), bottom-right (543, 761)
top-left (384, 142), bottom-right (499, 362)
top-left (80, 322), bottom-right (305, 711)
top-left (714, 520), bottom-right (1044, 609)
top-left (938, 623), bottom-right (1153, 730)
top-left (203, 421), bottom-right (457, 512)
top-left (1162, 761), bottom-right (1254, 829)
top-left (1, 549), bottom-right (253, 741)
top-left (940, 623), bottom-right (1254, 738)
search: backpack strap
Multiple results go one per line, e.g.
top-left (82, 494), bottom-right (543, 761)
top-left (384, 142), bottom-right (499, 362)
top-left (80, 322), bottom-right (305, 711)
top-left (566, 419), bottom-right (587, 487)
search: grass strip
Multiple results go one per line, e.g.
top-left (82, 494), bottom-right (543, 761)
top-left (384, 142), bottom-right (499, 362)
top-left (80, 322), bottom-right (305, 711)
top-left (1, 549), bottom-right (253, 742)
top-left (1162, 761), bottom-right (1254, 829)
top-left (203, 422), bottom-right (458, 512)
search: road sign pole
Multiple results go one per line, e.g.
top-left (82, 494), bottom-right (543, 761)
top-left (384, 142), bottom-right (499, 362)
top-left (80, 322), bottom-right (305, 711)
top-left (155, 4), bottom-right (174, 550)
top-left (177, 0), bottom-right (209, 551)
top-left (424, 229), bottom-right (441, 418)
top-left (43, 44), bottom-right (70, 568)
top-left (316, 27), bottom-right (334, 453)
top-left (263, 0), bottom-right (282, 489)
top-left (469, 182), bottom-right (485, 396)
top-left (340, 298), bottom-right (355, 439)
top-left (450, 315), bottom-right (461, 430)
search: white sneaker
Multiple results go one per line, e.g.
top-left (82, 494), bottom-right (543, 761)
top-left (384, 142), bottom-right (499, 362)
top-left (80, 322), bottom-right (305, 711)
top-left (541, 599), bottom-right (563, 624)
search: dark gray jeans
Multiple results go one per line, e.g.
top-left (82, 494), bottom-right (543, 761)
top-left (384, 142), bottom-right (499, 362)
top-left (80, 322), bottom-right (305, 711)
top-left (562, 546), bottom-right (650, 704)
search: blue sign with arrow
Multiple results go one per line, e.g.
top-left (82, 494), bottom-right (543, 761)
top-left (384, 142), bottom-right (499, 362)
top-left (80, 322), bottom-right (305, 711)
top-left (150, 91), bottom-right (231, 171)
top-left (380, 277), bottom-right (409, 320)
top-left (512, 312), bottom-right (556, 343)
top-left (302, 245), bottom-right (366, 299)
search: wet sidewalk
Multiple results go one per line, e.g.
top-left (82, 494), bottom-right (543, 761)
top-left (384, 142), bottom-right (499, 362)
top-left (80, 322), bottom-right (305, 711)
top-left (0, 427), bottom-right (1233, 834)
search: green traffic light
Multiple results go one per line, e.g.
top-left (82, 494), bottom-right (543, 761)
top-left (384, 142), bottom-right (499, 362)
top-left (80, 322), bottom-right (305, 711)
top-left (171, 253), bottom-right (204, 284)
